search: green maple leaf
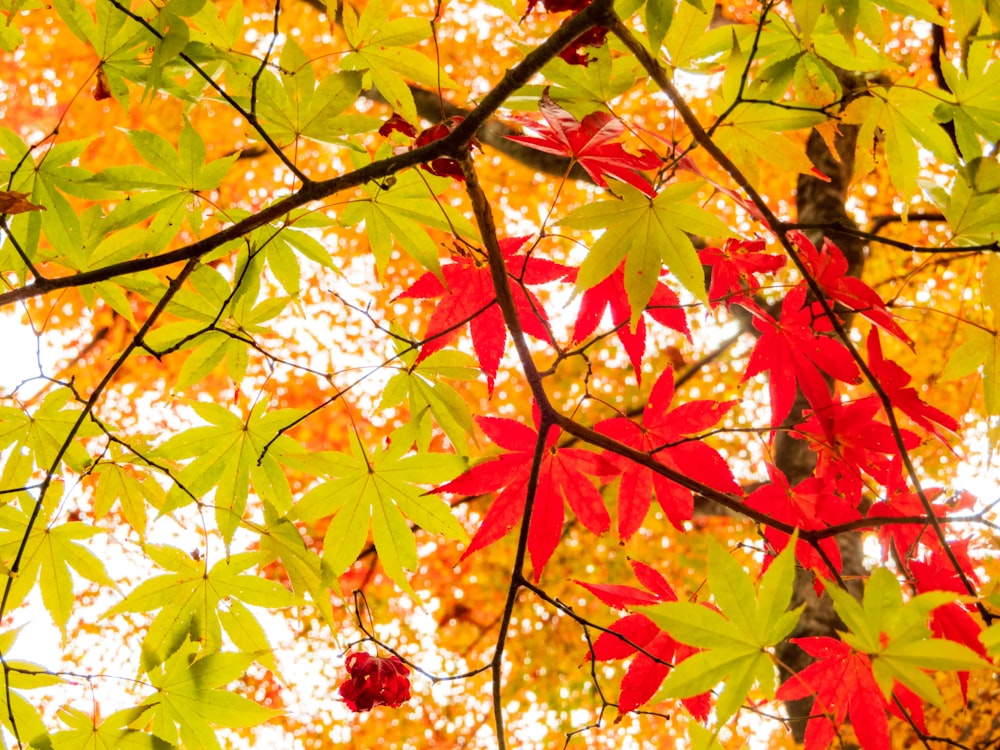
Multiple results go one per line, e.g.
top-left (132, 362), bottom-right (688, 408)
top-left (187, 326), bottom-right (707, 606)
top-left (0, 125), bottom-right (109, 270)
top-left (340, 0), bottom-right (463, 122)
top-left (257, 512), bottom-right (336, 626)
top-left (291, 426), bottom-right (467, 595)
top-left (44, 706), bottom-right (171, 750)
top-left (103, 548), bottom-right (299, 673)
top-left (920, 163), bottom-right (1000, 247)
top-left (0, 388), bottom-right (100, 479)
top-left (339, 161), bottom-right (479, 278)
top-left (942, 255), bottom-right (1000, 415)
top-left (824, 568), bottom-right (990, 707)
top-left (563, 183), bottom-right (731, 324)
top-left (938, 41), bottom-right (1000, 159)
top-left (844, 81), bottom-right (957, 204)
top-left (218, 208), bottom-right (342, 298)
top-left (640, 538), bottom-right (802, 723)
top-left (92, 454), bottom-right (166, 540)
top-left (380, 343), bottom-right (479, 456)
top-left (711, 103), bottom-right (827, 187)
top-left (50, 0), bottom-right (151, 108)
top-left (251, 39), bottom-right (373, 146)
top-left (87, 119), bottom-right (238, 242)
top-left (0, 487), bottom-right (113, 634)
top-left (132, 642), bottom-right (280, 750)
top-left (662, 1), bottom-right (732, 73)
top-left (153, 399), bottom-right (305, 544)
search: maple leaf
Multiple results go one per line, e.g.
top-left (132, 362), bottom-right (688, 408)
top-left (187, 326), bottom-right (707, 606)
top-left (506, 93), bottom-right (660, 196)
top-left (572, 263), bottom-right (690, 382)
top-left (0, 485), bottom-right (113, 636)
top-left (823, 568), bottom-right (989, 710)
top-left (152, 399), bottom-right (306, 546)
top-left (435, 406), bottom-right (617, 580)
top-left (910, 544), bottom-right (987, 700)
top-left (868, 463), bottom-right (976, 563)
top-left (698, 238), bottom-right (785, 307)
top-left (396, 236), bottom-right (570, 392)
top-left (338, 652), bottom-right (412, 712)
top-left (102, 549), bottom-right (299, 673)
top-left (134, 643), bottom-right (280, 749)
top-left (559, 26), bottom-right (609, 67)
top-left (642, 539), bottom-right (803, 723)
top-left (414, 117), bottom-right (469, 180)
top-left (789, 230), bottom-right (914, 347)
top-left (793, 397), bottom-right (920, 492)
top-left (866, 329), bottom-right (959, 442)
top-left (48, 706), bottom-right (172, 750)
top-left (577, 561), bottom-right (710, 719)
top-left (776, 637), bottom-right (891, 750)
top-left (742, 287), bottom-right (860, 427)
top-left (563, 182), bottom-right (725, 323)
top-left (291, 426), bottom-right (468, 596)
top-left (378, 112), bottom-right (418, 139)
top-left (596, 368), bottom-right (740, 541)
top-left (745, 465), bottom-right (861, 583)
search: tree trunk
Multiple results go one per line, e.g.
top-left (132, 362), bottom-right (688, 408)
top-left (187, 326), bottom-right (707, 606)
top-left (775, 109), bottom-right (867, 742)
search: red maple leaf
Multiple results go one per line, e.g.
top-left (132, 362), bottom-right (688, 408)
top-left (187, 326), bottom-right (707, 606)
top-left (506, 94), bottom-right (660, 196)
top-left (868, 464), bottom-right (976, 563)
top-left (572, 263), bottom-right (690, 382)
top-left (414, 117), bottom-right (469, 179)
top-left (436, 406), bottom-right (617, 579)
top-left (746, 465), bottom-right (861, 583)
top-left (559, 26), bottom-right (609, 66)
top-left (699, 238), bottom-right (785, 308)
top-left (577, 561), bottom-right (711, 719)
top-left (789, 230), bottom-right (914, 347)
top-left (776, 637), bottom-right (890, 750)
top-left (378, 111), bottom-right (418, 139)
top-left (396, 237), bottom-right (569, 392)
top-left (595, 368), bottom-right (740, 541)
top-left (338, 652), bottom-right (412, 712)
top-left (866, 329), bottom-right (959, 443)
top-left (742, 287), bottom-right (860, 427)
top-left (910, 543), bottom-right (986, 699)
top-left (792, 397), bottom-right (920, 491)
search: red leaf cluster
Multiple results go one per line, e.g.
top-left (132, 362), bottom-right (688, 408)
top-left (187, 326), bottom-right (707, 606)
top-left (777, 638), bottom-right (894, 750)
top-left (378, 113), bottom-right (470, 179)
top-left (790, 231), bottom-right (914, 347)
top-left (699, 238), bottom-right (785, 307)
top-left (338, 652), bottom-right (412, 712)
top-left (746, 465), bottom-right (860, 585)
top-left (397, 237), bottom-right (569, 392)
top-left (596, 369), bottom-right (740, 540)
top-left (577, 561), bottom-right (710, 719)
top-left (437, 405), bottom-right (618, 579)
top-left (415, 117), bottom-right (468, 179)
top-left (742, 286), bottom-right (860, 428)
top-left (558, 26), bottom-right (609, 66)
top-left (507, 94), bottom-right (660, 195)
top-left (572, 263), bottom-right (690, 382)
